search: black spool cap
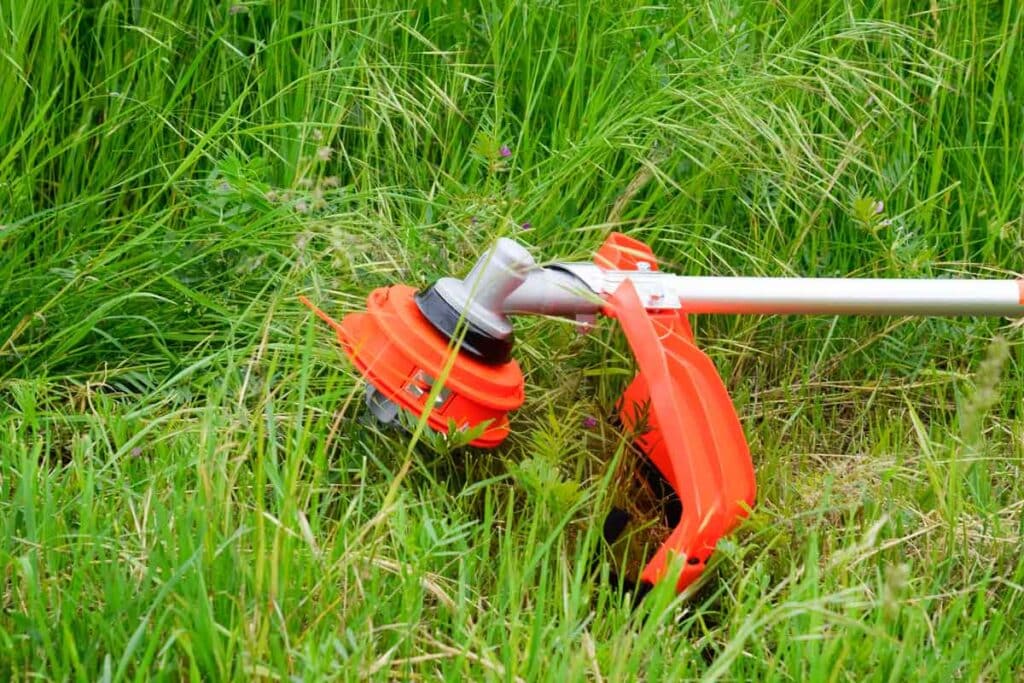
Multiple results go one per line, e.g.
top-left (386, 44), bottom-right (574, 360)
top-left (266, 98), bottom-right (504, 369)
top-left (414, 284), bottom-right (515, 366)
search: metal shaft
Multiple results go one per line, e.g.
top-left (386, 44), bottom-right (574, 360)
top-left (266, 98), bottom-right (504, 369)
top-left (501, 263), bottom-right (1024, 318)
top-left (666, 276), bottom-right (1024, 316)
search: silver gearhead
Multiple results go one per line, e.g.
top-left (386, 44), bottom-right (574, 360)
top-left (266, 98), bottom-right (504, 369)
top-left (430, 238), bottom-right (536, 342)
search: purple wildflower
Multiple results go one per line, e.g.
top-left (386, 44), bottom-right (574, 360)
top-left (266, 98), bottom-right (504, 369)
top-left (499, 145), bottom-right (512, 158)
top-left (130, 446), bottom-right (143, 457)
top-left (520, 222), bottom-right (532, 230)
top-left (582, 415), bottom-right (598, 429)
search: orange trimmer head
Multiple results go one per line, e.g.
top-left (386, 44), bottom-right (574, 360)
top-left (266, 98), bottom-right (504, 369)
top-left (301, 284), bottom-right (524, 447)
top-left (302, 232), bottom-right (1024, 597)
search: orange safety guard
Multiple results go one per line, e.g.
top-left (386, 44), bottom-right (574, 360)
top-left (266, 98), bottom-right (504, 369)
top-left (598, 233), bottom-right (756, 592)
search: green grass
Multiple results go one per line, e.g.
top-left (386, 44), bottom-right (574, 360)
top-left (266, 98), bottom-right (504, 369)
top-left (2, 0), bottom-right (1023, 679)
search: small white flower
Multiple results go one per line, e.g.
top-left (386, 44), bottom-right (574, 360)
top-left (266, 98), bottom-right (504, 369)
top-left (317, 146), bottom-right (333, 161)
top-left (294, 199), bottom-right (309, 213)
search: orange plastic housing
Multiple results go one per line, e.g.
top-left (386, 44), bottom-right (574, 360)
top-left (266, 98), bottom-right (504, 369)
top-left (301, 285), bottom-right (525, 448)
top-left (597, 234), bottom-right (756, 593)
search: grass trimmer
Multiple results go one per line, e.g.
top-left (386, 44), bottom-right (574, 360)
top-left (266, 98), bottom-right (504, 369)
top-left (301, 233), bottom-right (1023, 596)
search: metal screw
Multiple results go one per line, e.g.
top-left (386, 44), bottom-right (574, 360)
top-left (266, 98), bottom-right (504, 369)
top-left (575, 313), bottom-right (596, 335)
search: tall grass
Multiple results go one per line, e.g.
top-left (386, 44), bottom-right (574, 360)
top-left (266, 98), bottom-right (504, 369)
top-left (1, 0), bottom-right (1022, 679)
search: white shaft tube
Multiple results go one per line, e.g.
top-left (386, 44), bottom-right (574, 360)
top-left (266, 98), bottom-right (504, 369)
top-left (669, 276), bottom-right (1024, 316)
